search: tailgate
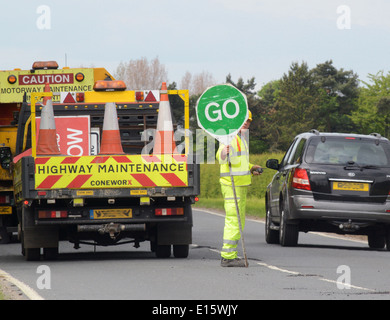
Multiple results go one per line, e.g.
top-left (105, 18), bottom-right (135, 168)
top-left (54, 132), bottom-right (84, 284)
top-left (309, 165), bottom-right (390, 203)
top-left (34, 154), bottom-right (189, 190)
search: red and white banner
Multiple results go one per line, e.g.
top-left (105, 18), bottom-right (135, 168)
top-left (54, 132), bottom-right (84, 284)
top-left (36, 116), bottom-right (90, 156)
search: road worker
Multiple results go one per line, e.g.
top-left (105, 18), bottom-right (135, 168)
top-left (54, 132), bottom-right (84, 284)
top-left (216, 110), bottom-right (262, 267)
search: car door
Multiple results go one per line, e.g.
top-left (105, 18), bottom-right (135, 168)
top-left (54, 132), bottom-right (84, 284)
top-left (269, 138), bottom-right (298, 217)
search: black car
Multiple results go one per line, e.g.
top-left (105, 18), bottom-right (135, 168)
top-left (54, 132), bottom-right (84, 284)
top-left (265, 130), bottom-right (390, 250)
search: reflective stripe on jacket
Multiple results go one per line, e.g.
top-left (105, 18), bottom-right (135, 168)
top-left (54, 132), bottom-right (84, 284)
top-left (216, 134), bottom-right (253, 186)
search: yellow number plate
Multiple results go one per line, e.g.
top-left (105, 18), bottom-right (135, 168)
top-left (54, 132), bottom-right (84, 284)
top-left (130, 190), bottom-right (147, 195)
top-left (77, 190), bottom-right (94, 196)
top-left (333, 182), bottom-right (369, 192)
top-left (90, 209), bottom-right (132, 219)
top-left (0, 206), bottom-right (12, 215)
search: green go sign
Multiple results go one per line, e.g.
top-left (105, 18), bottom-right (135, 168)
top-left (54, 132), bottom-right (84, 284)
top-left (196, 84), bottom-right (248, 145)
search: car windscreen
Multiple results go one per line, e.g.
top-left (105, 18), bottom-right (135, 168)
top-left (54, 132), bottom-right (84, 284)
top-left (305, 136), bottom-right (390, 167)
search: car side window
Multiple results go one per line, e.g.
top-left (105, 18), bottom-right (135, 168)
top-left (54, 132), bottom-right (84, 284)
top-left (290, 138), bottom-right (307, 164)
top-left (281, 138), bottom-right (298, 167)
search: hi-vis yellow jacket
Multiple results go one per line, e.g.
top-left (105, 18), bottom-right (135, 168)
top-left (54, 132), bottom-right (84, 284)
top-left (216, 134), bottom-right (254, 187)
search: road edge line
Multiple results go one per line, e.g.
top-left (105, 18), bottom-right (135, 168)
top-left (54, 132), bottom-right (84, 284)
top-left (195, 208), bottom-right (367, 244)
top-left (0, 269), bottom-right (44, 300)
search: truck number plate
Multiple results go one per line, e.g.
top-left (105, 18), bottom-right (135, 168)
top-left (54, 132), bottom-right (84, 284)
top-left (90, 209), bottom-right (132, 219)
top-left (0, 206), bottom-right (12, 215)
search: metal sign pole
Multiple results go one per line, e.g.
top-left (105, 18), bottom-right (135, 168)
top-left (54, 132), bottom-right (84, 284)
top-left (227, 153), bottom-right (248, 268)
top-left (195, 84), bottom-right (250, 267)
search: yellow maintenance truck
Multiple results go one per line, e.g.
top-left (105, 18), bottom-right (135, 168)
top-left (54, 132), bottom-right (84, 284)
top-left (0, 61), bottom-right (114, 243)
top-left (12, 70), bottom-right (199, 260)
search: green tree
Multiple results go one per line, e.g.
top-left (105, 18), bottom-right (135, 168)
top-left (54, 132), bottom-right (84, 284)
top-left (258, 61), bottom-right (360, 151)
top-left (257, 80), bottom-right (281, 152)
top-left (225, 74), bottom-right (266, 153)
top-left (352, 71), bottom-right (390, 137)
top-left (311, 60), bottom-right (359, 132)
top-left (269, 62), bottom-right (320, 150)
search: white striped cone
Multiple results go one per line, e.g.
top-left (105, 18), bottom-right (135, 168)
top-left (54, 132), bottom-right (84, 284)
top-left (153, 82), bottom-right (177, 154)
top-left (99, 102), bottom-right (124, 155)
top-left (42, 82), bottom-right (51, 106)
top-left (36, 98), bottom-right (61, 155)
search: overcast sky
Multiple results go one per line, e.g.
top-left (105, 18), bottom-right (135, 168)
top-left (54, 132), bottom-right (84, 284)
top-left (1, 0), bottom-right (389, 90)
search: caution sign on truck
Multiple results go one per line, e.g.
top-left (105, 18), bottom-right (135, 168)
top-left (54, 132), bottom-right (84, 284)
top-left (0, 61), bottom-right (112, 103)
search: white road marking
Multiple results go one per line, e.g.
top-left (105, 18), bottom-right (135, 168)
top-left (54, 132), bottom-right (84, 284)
top-left (319, 278), bottom-right (375, 292)
top-left (0, 209), bottom-right (376, 300)
top-left (195, 208), bottom-right (377, 293)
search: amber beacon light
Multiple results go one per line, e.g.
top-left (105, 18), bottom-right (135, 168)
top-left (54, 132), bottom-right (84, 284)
top-left (93, 80), bottom-right (127, 91)
top-left (7, 75), bottom-right (17, 84)
top-left (75, 72), bottom-right (85, 82)
top-left (32, 61), bottom-right (59, 70)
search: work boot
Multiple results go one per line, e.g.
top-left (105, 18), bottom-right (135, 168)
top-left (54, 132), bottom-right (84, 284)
top-left (221, 258), bottom-right (247, 267)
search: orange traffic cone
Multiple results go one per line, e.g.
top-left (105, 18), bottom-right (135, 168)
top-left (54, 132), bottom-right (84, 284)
top-left (153, 82), bottom-right (177, 154)
top-left (42, 82), bottom-right (51, 106)
top-left (36, 84), bottom-right (61, 155)
top-left (99, 102), bottom-right (124, 155)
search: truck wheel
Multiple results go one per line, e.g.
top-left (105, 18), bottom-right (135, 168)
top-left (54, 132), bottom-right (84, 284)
top-left (155, 244), bottom-right (171, 258)
top-left (173, 245), bottom-right (189, 258)
top-left (43, 247), bottom-right (58, 260)
top-left (0, 226), bottom-right (10, 244)
top-left (25, 248), bottom-right (40, 261)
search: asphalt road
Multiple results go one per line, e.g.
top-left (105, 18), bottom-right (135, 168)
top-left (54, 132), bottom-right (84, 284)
top-left (0, 208), bottom-right (390, 301)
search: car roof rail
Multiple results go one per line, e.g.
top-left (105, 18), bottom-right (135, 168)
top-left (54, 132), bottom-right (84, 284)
top-left (370, 133), bottom-right (382, 138)
top-left (309, 129), bottom-right (320, 135)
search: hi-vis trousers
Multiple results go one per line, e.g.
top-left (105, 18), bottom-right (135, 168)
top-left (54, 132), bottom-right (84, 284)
top-left (221, 184), bottom-right (248, 260)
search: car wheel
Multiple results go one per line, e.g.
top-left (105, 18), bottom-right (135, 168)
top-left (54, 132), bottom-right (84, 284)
top-left (265, 206), bottom-right (279, 244)
top-left (279, 202), bottom-right (299, 247)
top-left (368, 230), bottom-right (385, 249)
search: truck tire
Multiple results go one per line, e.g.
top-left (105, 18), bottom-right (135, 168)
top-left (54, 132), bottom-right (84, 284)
top-left (0, 226), bottom-right (10, 244)
top-left (155, 244), bottom-right (171, 258)
top-left (43, 247), bottom-right (58, 260)
top-left (173, 244), bottom-right (189, 258)
top-left (25, 248), bottom-right (40, 261)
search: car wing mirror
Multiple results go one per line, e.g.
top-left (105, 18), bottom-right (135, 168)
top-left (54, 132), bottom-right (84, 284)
top-left (266, 159), bottom-right (280, 171)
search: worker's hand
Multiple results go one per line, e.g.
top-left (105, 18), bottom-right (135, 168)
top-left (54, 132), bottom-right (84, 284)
top-left (221, 145), bottom-right (231, 160)
top-left (251, 165), bottom-right (263, 175)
